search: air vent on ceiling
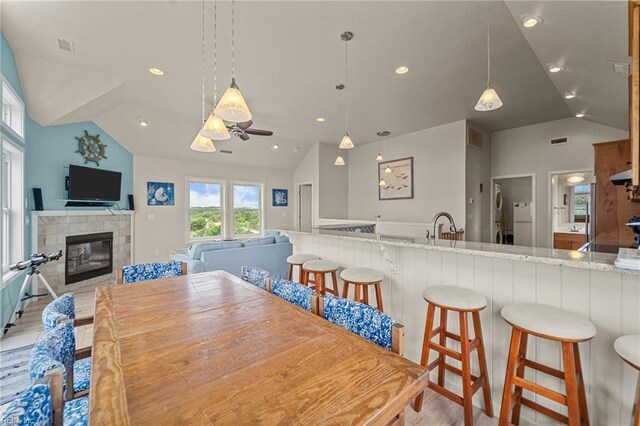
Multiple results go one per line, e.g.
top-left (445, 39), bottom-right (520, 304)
top-left (57, 38), bottom-right (75, 54)
top-left (609, 61), bottom-right (630, 75)
top-left (550, 137), bottom-right (568, 145)
top-left (220, 149), bottom-right (233, 154)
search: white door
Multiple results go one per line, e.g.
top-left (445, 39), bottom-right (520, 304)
top-left (299, 184), bottom-right (312, 232)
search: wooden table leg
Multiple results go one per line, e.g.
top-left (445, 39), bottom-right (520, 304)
top-left (511, 331), bottom-right (529, 425)
top-left (414, 303), bottom-right (436, 413)
top-left (437, 308), bottom-right (448, 387)
top-left (499, 328), bottom-right (522, 426)
top-left (375, 282), bottom-right (384, 312)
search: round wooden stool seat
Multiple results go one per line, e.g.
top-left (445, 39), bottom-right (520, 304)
top-left (340, 267), bottom-right (383, 283)
top-left (423, 286), bottom-right (486, 312)
top-left (286, 254), bottom-right (320, 283)
top-left (615, 335), bottom-right (640, 370)
top-left (340, 268), bottom-right (384, 311)
top-left (302, 259), bottom-right (339, 272)
top-left (501, 303), bottom-right (596, 342)
top-left (287, 254), bottom-right (319, 265)
top-left (302, 260), bottom-right (340, 296)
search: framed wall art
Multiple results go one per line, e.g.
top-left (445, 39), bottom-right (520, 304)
top-left (147, 182), bottom-right (175, 206)
top-left (378, 157), bottom-right (414, 201)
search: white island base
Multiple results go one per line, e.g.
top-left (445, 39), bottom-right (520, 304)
top-left (283, 229), bottom-right (639, 426)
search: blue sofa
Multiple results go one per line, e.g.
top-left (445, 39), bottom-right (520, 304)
top-left (171, 232), bottom-right (292, 278)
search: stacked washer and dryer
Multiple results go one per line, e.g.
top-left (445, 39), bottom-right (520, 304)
top-left (494, 184), bottom-right (504, 245)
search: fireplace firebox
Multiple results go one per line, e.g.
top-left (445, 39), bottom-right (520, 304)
top-left (65, 232), bottom-right (113, 284)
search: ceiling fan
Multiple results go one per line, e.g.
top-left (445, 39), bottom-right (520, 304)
top-left (227, 121), bottom-right (274, 141)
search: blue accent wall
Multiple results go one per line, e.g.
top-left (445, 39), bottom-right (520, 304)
top-left (26, 119), bottom-right (133, 211)
top-left (0, 32), bottom-right (133, 330)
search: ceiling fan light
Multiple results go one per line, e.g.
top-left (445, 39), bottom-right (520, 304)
top-left (376, 153), bottom-right (383, 161)
top-left (334, 155), bottom-right (345, 166)
top-left (200, 113), bottom-right (231, 140)
top-left (214, 78), bottom-right (252, 123)
top-left (475, 86), bottom-right (503, 112)
top-left (190, 133), bottom-right (216, 152)
top-left (379, 178), bottom-right (386, 186)
top-left (339, 133), bottom-right (355, 149)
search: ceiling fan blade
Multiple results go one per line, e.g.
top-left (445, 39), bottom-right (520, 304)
top-left (245, 129), bottom-right (274, 136)
top-left (237, 120), bottom-right (253, 130)
top-left (238, 132), bottom-right (251, 141)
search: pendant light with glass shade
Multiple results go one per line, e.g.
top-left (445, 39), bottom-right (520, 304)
top-left (190, 0), bottom-right (216, 152)
top-left (334, 84), bottom-right (346, 166)
top-left (214, 0), bottom-right (252, 123)
top-left (338, 31), bottom-right (355, 150)
top-left (376, 131), bottom-right (389, 162)
top-left (474, 14), bottom-right (503, 112)
top-left (200, 0), bottom-right (230, 141)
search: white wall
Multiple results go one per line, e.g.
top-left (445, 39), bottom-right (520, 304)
top-left (292, 143), bottom-right (319, 228)
top-left (492, 118), bottom-right (628, 248)
top-left (465, 123), bottom-right (492, 242)
top-left (318, 142), bottom-right (349, 219)
top-left (134, 155), bottom-right (293, 263)
top-left (347, 120), bottom-right (467, 226)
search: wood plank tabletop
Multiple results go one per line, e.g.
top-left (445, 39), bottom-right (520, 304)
top-left (89, 270), bottom-right (428, 425)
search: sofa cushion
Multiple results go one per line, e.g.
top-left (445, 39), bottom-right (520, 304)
top-left (243, 236), bottom-right (275, 247)
top-left (191, 241), bottom-right (245, 259)
top-left (274, 235), bottom-right (290, 244)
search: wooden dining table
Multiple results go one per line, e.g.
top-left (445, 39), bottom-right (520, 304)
top-left (89, 270), bottom-right (428, 425)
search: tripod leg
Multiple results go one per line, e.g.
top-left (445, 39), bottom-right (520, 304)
top-left (4, 274), bottom-right (33, 333)
top-left (35, 272), bottom-right (58, 299)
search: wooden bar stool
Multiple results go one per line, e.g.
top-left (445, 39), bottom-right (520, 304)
top-left (340, 267), bottom-right (385, 311)
top-left (614, 335), bottom-right (640, 426)
top-left (287, 254), bottom-right (319, 283)
top-left (414, 286), bottom-right (493, 426)
top-left (499, 303), bottom-right (596, 426)
top-left (302, 260), bottom-right (339, 296)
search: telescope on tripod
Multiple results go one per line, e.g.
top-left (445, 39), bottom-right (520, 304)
top-left (4, 250), bottom-right (63, 335)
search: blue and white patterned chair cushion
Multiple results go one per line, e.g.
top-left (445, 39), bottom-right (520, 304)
top-left (271, 278), bottom-right (316, 311)
top-left (63, 395), bottom-right (89, 426)
top-left (121, 261), bottom-right (184, 284)
top-left (0, 382), bottom-right (52, 426)
top-left (73, 358), bottom-right (91, 394)
top-left (241, 266), bottom-right (270, 289)
top-left (323, 296), bottom-right (395, 350)
top-left (29, 321), bottom-right (76, 394)
top-left (42, 294), bottom-right (76, 332)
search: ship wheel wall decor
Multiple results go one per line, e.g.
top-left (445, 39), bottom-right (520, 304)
top-left (75, 130), bottom-right (108, 166)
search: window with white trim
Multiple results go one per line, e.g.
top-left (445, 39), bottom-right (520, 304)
top-left (232, 183), bottom-right (263, 237)
top-left (2, 142), bottom-right (24, 278)
top-left (188, 179), bottom-right (224, 241)
top-left (1, 79), bottom-right (25, 139)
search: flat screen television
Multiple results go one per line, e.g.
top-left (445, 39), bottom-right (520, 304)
top-left (67, 165), bottom-right (121, 201)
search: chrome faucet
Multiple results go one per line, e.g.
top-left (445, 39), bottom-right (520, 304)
top-left (426, 212), bottom-right (457, 240)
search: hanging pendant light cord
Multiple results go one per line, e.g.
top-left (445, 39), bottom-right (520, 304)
top-left (344, 39), bottom-right (349, 133)
top-left (200, 0), bottom-right (206, 124)
top-left (231, 0), bottom-right (236, 79)
top-left (486, 11), bottom-right (491, 87)
top-left (213, 0), bottom-right (218, 105)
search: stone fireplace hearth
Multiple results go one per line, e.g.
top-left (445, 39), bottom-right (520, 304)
top-left (32, 211), bottom-right (133, 294)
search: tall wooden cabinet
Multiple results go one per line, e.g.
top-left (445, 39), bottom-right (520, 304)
top-left (594, 140), bottom-right (640, 245)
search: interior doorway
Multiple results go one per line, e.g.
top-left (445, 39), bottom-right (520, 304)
top-left (297, 183), bottom-right (313, 232)
top-left (490, 174), bottom-right (536, 247)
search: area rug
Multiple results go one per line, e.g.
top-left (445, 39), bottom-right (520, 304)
top-left (0, 344), bottom-right (32, 406)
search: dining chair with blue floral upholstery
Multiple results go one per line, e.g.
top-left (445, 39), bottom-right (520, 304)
top-left (315, 295), bottom-right (404, 355)
top-left (240, 266), bottom-right (271, 290)
top-left (117, 261), bottom-right (187, 284)
top-left (0, 381), bottom-right (54, 426)
top-left (29, 320), bottom-right (92, 400)
top-left (42, 294), bottom-right (94, 333)
top-left (267, 277), bottom-right (318, 312)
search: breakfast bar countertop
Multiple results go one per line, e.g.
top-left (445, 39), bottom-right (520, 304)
top-left (279, 227), bottom-right (635, 275)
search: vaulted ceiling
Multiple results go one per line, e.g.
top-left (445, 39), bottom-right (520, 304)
top-left (1, 1), bottom-right (629, 169)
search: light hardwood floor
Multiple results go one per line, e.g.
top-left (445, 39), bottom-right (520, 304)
top-left (1, 282), bottom-right (497, 426)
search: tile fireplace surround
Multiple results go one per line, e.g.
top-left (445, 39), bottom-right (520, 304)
top-left (31, 210), bottom-right (133, 294)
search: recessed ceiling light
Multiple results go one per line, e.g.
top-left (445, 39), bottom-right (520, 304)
top-left (565, 93), bottom-right (576, 99)
top-left (575, 113), bottom-right (585, 118)
top-left (138, 118), bottom-right (150, 127)
top-left (548, 64), bottom-right (565, 73)
top-left (316, 117), bottom-right (325, 122)
top-left (520, 14), bottom-right (543, 28)
top-left (395, 66), bottom-right (410, 75)
top-left (567, 176), bottom-right (585, 183)
top-left (148, 68), bottom-right (164, 76)
top-left (293, 147), bottom-right (300, 153)
top-left (272, 144), bottom-right (279, 150)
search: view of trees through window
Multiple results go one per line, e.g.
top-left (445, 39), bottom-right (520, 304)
top-left (189, 181), bottom-right (222, 239)
top-left (234, 184), bottom-right (261, 236)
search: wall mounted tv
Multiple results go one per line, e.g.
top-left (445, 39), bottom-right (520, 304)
top-left (67, 165), bottom-right (121, 202)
